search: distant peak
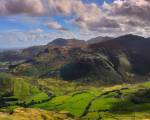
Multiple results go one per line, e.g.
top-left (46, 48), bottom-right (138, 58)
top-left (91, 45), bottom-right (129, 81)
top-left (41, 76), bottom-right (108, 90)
top-left (48, 38), bottom-right (85, 46)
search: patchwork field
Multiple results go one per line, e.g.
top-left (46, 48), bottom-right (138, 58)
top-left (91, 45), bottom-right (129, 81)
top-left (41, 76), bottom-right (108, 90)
top-left (0, 73), bottom-right (150, 120)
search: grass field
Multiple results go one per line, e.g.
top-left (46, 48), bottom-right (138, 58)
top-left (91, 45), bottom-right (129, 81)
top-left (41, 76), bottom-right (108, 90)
top-left (0, 74), bottom-right (150, 120)
top-left (32, 79), bottom-right (150, 119)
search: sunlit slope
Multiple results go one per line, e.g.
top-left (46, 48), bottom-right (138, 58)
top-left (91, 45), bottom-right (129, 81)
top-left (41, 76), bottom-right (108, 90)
top-left (1, 74), bottom-right (150, 120)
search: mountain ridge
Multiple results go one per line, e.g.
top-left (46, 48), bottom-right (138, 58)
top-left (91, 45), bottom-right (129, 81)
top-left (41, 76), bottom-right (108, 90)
top-left (8, 34), bottom-right (150, 85)
top-left (87, 36), bottom-right (113, 44)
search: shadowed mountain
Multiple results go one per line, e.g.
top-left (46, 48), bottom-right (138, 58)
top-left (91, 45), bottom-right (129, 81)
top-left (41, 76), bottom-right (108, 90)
top-left (87, 36), bottom-right (113, 44)
top-left (90, 34), bottom-right (150, 76)
top-left (90, 34), bottom-right (149, 49)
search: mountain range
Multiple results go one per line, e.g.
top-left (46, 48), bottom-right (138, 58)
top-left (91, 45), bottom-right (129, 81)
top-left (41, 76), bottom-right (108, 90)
top-left (6, 34), bottom-right (150, 85)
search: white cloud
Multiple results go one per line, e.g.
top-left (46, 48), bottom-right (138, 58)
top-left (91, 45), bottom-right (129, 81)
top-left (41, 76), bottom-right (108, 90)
top-left (100, 0), bottom-right (150, 36)
top-left (0, 0), bottom-right (150, 40)
top-left (47, 21), bottom-right (66, 30)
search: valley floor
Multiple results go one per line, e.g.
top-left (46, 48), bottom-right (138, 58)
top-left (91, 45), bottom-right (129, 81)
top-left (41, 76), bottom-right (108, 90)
top-left (0, 73), bottom-right (150, 120)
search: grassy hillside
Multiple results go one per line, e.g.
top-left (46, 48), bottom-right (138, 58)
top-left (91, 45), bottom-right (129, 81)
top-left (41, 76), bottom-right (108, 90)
top-left (0, 73), bottom-right (150, 120)
top-left (0, 73), bottom-right (49, 109)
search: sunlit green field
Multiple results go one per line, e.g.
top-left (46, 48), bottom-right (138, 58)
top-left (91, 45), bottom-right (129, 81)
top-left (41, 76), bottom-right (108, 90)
top-left (0, 73), bottom-right (150, 120)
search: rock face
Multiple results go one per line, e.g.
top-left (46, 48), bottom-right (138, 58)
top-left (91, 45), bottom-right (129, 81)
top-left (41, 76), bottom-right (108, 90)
top-left (10, 34), bottom-right (150, 85)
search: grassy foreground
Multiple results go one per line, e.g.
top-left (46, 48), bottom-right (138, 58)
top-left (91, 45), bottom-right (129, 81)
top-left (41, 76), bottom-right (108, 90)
top-left (0, 108), bottom-right (74, 120)
top-left (0, 73), bottom-right (150, 120)
top-left (33, 80), bottom-right (150, 120)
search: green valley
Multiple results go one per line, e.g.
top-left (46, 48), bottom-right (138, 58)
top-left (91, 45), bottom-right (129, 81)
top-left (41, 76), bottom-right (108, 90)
top-left (0, 73), bottom-right (150, 120)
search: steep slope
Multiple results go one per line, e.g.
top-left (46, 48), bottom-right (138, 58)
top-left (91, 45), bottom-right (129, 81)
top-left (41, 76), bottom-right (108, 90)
top-left (90, 34), bottom-right (150, 77)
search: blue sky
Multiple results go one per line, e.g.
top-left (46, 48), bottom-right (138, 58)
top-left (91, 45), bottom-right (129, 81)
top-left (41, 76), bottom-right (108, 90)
top-left (83, 0), bottom-right (114, 4)
top-left (0, 0), bottom-right (148, 48)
